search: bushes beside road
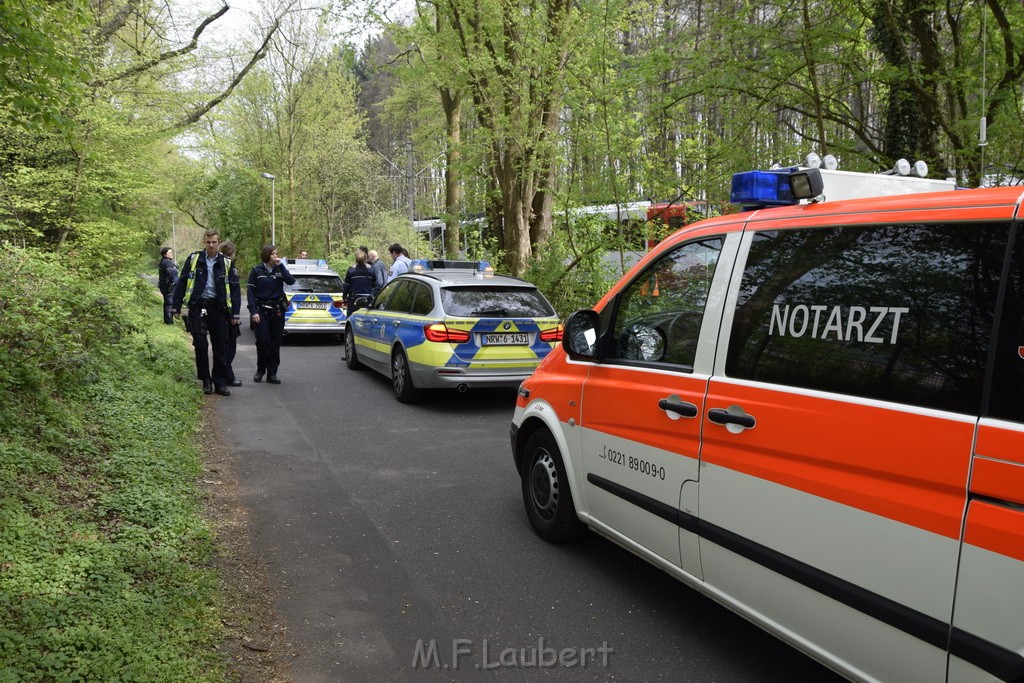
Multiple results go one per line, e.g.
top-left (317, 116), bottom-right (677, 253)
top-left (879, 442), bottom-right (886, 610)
top-left (0, 247), bottom-right (225, 680)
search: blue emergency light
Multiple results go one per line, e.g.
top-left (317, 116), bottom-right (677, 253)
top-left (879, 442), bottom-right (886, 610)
top-left (729, 169), bottom-right (800, 207)
top-left (410, 259), bottom-right (493, 273)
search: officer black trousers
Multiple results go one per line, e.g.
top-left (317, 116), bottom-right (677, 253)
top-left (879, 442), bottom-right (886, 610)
top-left (253, 309), bottom-right (286, 377)
top-left (190, 303), bottom-right (231, 388)
top-left (162, 292), bottom-right (174, 324)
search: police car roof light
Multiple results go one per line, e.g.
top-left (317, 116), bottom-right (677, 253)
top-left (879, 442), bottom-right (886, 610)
top-left (410, 259), bottom-right (493, 272)
top-left (822, 154), bottom-right (839, 170)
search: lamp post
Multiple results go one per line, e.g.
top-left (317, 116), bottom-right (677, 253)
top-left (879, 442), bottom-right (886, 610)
top-left (166, 210), bottom-right (176, 254)
top-left (261, 173), bottom-right (276, 245)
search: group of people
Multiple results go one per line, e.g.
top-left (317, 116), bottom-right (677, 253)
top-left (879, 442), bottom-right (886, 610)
top-left (339, 243), bottom-right (410, 315)
top-left (159, 230), bottom-right (294, 396)
top-left (158, 235), bottom-right (417, 397)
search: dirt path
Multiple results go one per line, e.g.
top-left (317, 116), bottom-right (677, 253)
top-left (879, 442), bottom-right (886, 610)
top-left (197, 406), bottom-right (300, 682)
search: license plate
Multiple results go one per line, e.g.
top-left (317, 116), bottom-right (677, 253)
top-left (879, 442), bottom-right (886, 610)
top-left (482, 333), bottom-right (529, 346)
top-left (299, 301), bottom-right (329, 309)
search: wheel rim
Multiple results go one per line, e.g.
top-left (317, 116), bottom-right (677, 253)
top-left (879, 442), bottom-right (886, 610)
top-left (528, 450), bottom-right (559, 521)
top-left (392, 353), bottom-right (406, 394)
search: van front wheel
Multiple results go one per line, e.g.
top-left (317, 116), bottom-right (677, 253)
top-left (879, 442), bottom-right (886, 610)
top-left (521, 430), bottom-right (584, 543)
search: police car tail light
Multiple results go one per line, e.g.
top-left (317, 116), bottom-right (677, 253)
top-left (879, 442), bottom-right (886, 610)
top-left (424, 323), bottom-right (471, 343)
top-left (539, 324), bottom-right (563, 342)
top-left (333, 298), bottom-right (345, 308)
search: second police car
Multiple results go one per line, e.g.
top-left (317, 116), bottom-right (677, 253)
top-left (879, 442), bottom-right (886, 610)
top-left (511, 155), bottom-right (1024, 682)
top-left (281, 258), bottom-right (347, 337)
top-left (344, 260), bottom-right (563, 402)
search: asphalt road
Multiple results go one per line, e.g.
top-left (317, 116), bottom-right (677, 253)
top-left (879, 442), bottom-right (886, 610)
top-left (214, 328), bottom-right (844, 682)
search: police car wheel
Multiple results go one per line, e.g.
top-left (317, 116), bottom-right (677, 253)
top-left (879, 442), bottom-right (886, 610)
top-left (345, 329), bottom-right (364, 370)
top-left (391, 349), bottom-right (419, 403)
top-left (522, 430), bottom-right (584, 543)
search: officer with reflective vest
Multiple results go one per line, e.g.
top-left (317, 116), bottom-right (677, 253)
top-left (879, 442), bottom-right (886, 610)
top-left (171, 229), bottom-right (241, 396)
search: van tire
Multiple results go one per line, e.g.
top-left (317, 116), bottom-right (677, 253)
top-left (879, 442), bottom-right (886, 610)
top-left (345, 328), bottom-right (363, 370)
top-left (522, 430), bottom-right (584, 542)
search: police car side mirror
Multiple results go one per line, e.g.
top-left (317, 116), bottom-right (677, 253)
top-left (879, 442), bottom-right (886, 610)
top-left (563, 310), bottom-right (600, 361)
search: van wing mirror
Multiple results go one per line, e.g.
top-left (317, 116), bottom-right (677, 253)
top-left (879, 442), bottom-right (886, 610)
top-left (563, 310), bottom-right (600, 361)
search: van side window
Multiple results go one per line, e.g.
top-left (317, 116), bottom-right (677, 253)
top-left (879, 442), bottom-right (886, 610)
top-left (726, 222), bottom-right (1011, 414)
top-left (609, 238), bottom-right (723, 368)
top-left (988, 224), bottom-right (1024, 422)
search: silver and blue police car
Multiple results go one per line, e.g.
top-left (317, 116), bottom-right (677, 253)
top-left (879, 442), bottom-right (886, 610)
top-left (282, 259), bottom-right (347, 338)
top-left (343, 260), bottom-right (562, 402)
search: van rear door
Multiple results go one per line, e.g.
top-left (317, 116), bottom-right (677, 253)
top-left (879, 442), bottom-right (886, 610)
top-left (949, 221), bottom-right (1024, 682)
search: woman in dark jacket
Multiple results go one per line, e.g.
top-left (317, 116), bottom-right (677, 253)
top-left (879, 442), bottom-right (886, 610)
top-left (246, 244), bottom-right (295, 384)
top-left (343, 249), bottom-right (375, 317)
top-left (158, 247), bottom-right (179, 324)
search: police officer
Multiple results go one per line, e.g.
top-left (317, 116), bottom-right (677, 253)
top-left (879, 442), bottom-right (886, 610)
top-left (171, 230), bottom-right (241, 396)
top-left (158, 247), bottom-right (179, 324)
top-left (247, 244), bottom-right (295, 384)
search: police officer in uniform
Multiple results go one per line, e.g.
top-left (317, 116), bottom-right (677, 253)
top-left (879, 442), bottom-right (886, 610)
top-left (171, 229), bottom-right (241, 396)
top-left (247, 244), bottom-right (295, 384)
top-left (158, 247), bottom-right (178, 324)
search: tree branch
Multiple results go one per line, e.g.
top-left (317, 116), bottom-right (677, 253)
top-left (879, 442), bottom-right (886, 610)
top-left (95, 5), bottom-right (230, 87)
top-left (165, 16), bottom-right (282, 132)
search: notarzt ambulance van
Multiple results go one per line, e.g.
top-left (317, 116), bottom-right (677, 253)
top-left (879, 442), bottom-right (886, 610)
top-left (511, 159), bottom-right (1024, 682)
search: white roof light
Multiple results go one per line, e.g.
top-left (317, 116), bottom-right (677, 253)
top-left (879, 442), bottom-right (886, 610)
top-left (805, 153), bottom-right (822, 169)
top-left (823, 155), bottom-right (839, 170)
top-left (913, 160), bottom-right (928, 178)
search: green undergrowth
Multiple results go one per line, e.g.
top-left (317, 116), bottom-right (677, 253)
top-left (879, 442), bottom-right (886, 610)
top-left (0, 247), bottom-right (224, 681)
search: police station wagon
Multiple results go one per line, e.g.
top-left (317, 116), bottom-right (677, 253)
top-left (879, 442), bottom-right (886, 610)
top-left (511, 159), bottom-right (1024, 682)
top-left (282, 259), bottom-right (347, 337)
top-left (345, 260), bottom-right (563, 402)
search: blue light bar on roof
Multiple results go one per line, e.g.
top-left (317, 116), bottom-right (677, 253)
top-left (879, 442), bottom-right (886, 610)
top-left (730, 169), bottom-right (799, 207)
top-left (410, 259), bottom-right (492, 271)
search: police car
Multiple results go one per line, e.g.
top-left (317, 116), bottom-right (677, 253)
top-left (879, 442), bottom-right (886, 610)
top-left (344, 260), bottom-right (562, 402)
top-left (282, 259), bottom-right (347, 337)
top-left (512, 155), bottom-right (1024, 682)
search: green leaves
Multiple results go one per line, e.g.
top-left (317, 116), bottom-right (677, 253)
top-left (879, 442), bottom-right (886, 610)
top-left (0, 247), bottom-right (221, 681)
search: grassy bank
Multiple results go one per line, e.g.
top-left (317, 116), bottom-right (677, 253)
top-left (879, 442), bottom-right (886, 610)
top-left (0, 247), bottom-right (225, 681)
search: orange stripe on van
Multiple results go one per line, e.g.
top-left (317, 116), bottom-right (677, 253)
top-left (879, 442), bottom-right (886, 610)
top-left (701, 381), bottom-right (972, 540)
top-left (964, 501), bottom-right (1024, 563)
top-left (970, 459), bottom-right (1024, 508)
top-left (975, 425), bottom-right (1024, 467)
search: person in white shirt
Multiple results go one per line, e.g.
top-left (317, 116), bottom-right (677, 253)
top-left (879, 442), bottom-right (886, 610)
top-left (388, 243), bottom-right (412, 280)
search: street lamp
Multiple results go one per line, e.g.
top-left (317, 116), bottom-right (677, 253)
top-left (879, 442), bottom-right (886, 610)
top-left (166, 210), bottom-right (176, 254)
top-left (261, 173), bottom-right (276, 245)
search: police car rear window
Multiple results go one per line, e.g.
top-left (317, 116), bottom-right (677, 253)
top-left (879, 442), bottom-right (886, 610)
top-left (285, 274), bottom-right (344, 293)
top-left (440, 286), bottom-right (555, 318)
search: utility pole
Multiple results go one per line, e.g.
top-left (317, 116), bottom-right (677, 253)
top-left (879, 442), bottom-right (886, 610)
top-left (406, 139), bottom-right (415, 223)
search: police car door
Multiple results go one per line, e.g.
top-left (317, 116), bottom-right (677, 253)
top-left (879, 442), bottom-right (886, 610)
top-left (367, 280), bottom-right (414, 369)
top-left (579, 230), bottom-right (740, 579)
top-left (700, 211), bottom-right (1014, 681)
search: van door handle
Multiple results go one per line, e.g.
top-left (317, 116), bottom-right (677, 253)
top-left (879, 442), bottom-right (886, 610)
top-left (658, 398), bottom-right (698, 418)
top-left (708, 408), bottom-right (756, 429)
